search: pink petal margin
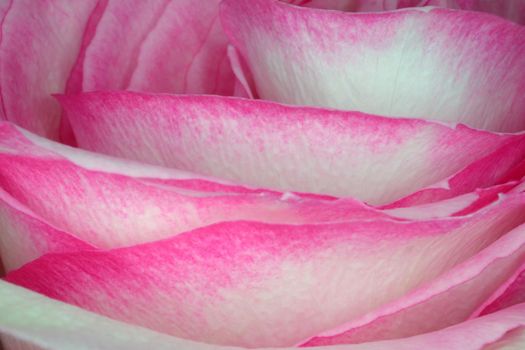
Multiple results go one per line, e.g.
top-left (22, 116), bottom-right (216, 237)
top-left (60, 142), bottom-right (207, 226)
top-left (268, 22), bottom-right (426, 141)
top-left (0, 280), bottom-right (524, 350)
top-left (5, 191), bottom-right (525, 347)
top-left (221, 0), bottom-right (525, 132)
top-left (3, 120), bottom-right (518, 256)
top-left (59, 92), bottom-right (525, 205)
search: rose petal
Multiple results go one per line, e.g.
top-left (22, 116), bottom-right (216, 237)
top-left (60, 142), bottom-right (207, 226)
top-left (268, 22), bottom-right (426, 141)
top-left (288, 0), bottom-right (525, 25)
top-left (227, 46), bottom-right (256, 98)
top-left (59, 92), bottom-right (525, 205)
top-left (221, 0), bottom-right (525, 132)
top-left (6, 192), bottom-right (525, 347)
top-left (383, 137), bottom-right (525, 208)
top-left (0, 188), bottom-right (93, 272)
top-left (127, 0), bottom-right (234, 95)
top-left (478, 267), bottom-right (525, 317)
top-left (1, 280), bottom-right (524, 350)
top-left (0, 121), bottom-right (412, 249)
top-left (451, 0), bottom-right (525, 25)
top-left (0, 0), bottom-right (97, 139)
top-left (302, 218), bottom-right (525, 346)
top-left (70, 0), bottom-right (233, 96)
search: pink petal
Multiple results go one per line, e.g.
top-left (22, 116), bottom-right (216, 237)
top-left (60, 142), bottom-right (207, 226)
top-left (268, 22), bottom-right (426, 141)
top-left (73, 0), bottom-right (234, 95)
top-left (221, 0), bottom-right (525, 132)
top-left (288, 0), bottom-right (525, 25)
top-left (227, 46), bottom-right (256, 98)
top-left (127, 0), bottom-right (234, 95)
top-left (0, 0), bottom-right (97, 139)
top-left (0, 121), bottom-right (423, 249)
top-left (301, 217), bottom-right (525, 346)
top-left (6, 192), bottom-right (525, 347)
top-left (60, 92), bottom-right (525, 205)
top-left (0, 188), bottom-right (93, 272)
top-left (451, 0), bottom-right (525, 24)
top-left (384, 137), bottom-right (525, 208)
top-left (478, 267), bottom-right (525, 317)
top-left (1, 280), bottom-right (524, 350)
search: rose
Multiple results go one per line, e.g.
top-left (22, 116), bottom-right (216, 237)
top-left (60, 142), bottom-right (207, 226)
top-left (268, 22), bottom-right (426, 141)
top-left (1, 0), bottom-right (525, 349)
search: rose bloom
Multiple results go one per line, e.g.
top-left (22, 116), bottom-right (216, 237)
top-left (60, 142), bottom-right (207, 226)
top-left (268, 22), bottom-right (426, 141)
top-left (1, 0), bottom-right (525, 349)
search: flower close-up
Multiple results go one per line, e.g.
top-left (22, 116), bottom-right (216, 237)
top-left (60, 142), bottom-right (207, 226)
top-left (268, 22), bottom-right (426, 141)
top-left (1, 0), bottom-right (525, 349)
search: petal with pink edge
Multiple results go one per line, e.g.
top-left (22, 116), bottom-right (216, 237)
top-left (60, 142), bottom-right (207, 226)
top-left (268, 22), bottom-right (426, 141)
top-left (0, 122), bottom-right (424, 249)
top-left (1, 281), bottom-right (525, 350)
top-left (6, 192), bottom-right (525, 347)
top-left (221, 0), bottom-right (525, 132)
top-left (301, 219), bottom-right (525, 346)
top-left (0, 0), bottom-right (97, 139)
top-left (59, 92), bottom-right (525, 205)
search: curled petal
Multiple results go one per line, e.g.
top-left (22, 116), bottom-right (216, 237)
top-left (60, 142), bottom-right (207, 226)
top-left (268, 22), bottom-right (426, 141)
top-left (61, 92), bottom-right (525, 204)
top-left (6, 193), bottom-right (525, 347)
top-left (221, 0), bottom-right (525, 132)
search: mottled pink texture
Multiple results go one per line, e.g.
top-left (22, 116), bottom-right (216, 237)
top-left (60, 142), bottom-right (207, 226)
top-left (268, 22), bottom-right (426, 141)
top-left (0, 0), bottom-right (98, 139)
top-left (221, 0), bottom-right (525, 132)
top-left (60, 92), bottom-right (525, 205)
top-left (6, 192), bottom-right (525, 347)
top-left (5, 120), bottom-right (480, 251)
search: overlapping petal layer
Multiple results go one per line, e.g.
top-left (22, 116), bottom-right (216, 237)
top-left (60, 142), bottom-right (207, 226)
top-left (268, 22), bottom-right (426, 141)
top-left (221, 0), bottom-right (525, 132)
top-left (0, 0), bottom-right (98, 139)
top-left (302, 221), bottom-right (525, 346)
top-left (478, 268), bottom-right (525, 317)
top-left (0, 188), bottom-right (93, 272)
top-left (60, 92), bottom-right (525, 205)
top-left (6, 192), bottom-right (525, 347)
top-left (0, 121), bottom-right (423, 250)
top-left (70, 0), bottom-right (234, 95)
top-left (0, 0), bottom-right (235, 141)
top-left (1, 280), bottom-right (524, 350)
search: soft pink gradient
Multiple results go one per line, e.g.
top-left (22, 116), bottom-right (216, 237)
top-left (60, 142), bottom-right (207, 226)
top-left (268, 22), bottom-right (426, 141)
top-left (0, 0), bottom-right (235, 142)
top-left (0, 0), bottom-right (98, 139)
top-left (221, 0), bottom-right (525, 132)
top-left (301, 220), bottom-right (525, 346)
top-left (60, 92), bottom-right (525, 205)
top-left (6, 191), bottom-right (525, 347)
top-left (0, 188), bottom-right (94, 272)
top-left (0, 280), bottom-right (524, 349)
